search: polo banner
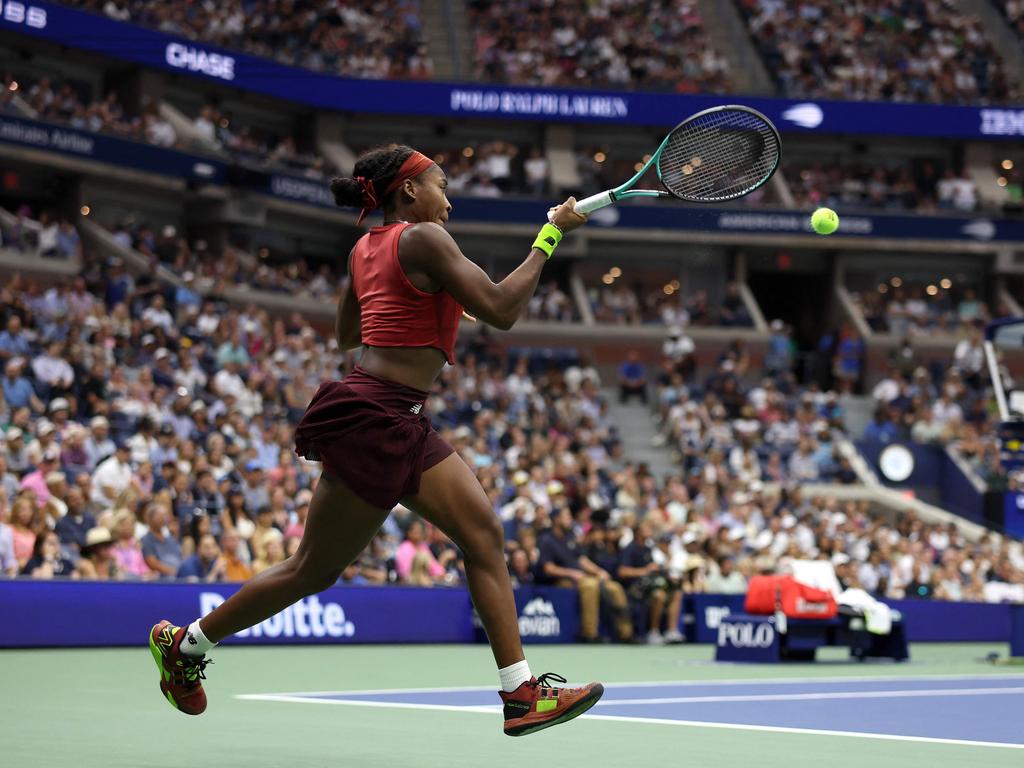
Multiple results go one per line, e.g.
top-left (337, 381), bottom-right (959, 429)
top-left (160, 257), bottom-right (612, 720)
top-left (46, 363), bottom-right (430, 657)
top-left (715, 614), bottom-right (781, 662)
top-left (689, 593), bottom-right (747, 644)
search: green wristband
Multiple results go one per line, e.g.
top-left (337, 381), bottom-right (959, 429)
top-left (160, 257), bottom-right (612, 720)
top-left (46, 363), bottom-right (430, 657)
top-left (532, 222), bottom-right (563, 259)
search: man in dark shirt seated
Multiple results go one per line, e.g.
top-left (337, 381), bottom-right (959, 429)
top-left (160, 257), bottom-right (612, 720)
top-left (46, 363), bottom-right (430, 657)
top-left (618, 518), bottom-right (685, 644)
top-left (537, 507), bottom-right (633, 643)
top-left (176, 533), bottom-right (227, 582)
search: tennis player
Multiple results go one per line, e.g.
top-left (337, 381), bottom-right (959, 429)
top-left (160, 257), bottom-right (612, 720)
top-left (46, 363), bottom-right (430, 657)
top-left (149, 145), bottom-right (604, 736)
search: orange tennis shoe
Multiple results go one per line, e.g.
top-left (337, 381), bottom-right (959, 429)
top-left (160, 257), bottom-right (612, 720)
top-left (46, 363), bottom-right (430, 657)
top-left (499, 673), bottom-right (604, 736)
top-left (148, 620), bottom-right (212, 715)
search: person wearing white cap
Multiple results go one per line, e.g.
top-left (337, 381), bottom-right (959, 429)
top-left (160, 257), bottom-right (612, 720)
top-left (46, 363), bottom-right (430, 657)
top-left (142, 295), bottom-right (174, 333)
top-left (84, 416), bottom-right (115, 470)
top-left (26, 420), bottom-right (58, 467)
top-left (4, 427), bottom-right (31, 474)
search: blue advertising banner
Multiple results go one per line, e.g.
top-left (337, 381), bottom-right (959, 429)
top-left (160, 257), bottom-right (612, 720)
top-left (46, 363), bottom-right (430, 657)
top-left (1012, 606), bottom-right (1024, 657)
top-left (0, 580), bottom-right (477, 647)
top-left (1004, 492), bottom-right (1024, 539)
top-left (688, 593), bottom-right (747, 644)
top-left (2, 1), bottom-right (1023, 138)
top-left (715, 614), bottom-right (781, 662)
top-left (888, 598), bottom-right (1011, 642)
top-left (0, 113), bottom-right (225, 183)
top-left (449, 198), bottom-right (1024, 243)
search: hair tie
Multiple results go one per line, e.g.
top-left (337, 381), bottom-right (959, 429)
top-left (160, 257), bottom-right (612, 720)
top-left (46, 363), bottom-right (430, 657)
top-left (355, 176), bottom-right (379, 225)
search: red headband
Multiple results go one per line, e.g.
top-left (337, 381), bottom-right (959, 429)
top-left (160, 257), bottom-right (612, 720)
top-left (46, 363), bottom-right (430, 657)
top-left (355, 150), bottom-right (434, 225)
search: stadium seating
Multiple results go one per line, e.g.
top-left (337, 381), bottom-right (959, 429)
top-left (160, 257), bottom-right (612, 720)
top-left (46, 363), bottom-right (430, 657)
top-left (735, 0), bottom-right (1021, 104)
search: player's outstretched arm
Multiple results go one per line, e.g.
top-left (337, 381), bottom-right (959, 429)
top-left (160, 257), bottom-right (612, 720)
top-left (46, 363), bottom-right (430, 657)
top-left (404, 197), bottom-right (585, 330)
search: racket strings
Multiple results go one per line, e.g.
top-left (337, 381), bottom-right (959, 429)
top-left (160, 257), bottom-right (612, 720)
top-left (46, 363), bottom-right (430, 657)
top-left (658, 109), bottom-right (780, 202)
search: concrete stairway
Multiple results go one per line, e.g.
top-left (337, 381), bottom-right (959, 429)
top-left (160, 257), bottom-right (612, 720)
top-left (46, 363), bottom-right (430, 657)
top-left (420, 0), bottom-right (472, 80)
top-left (603, 388), bottom-right (679, 482)
top-left (694, 0), bottom-right (775, 95)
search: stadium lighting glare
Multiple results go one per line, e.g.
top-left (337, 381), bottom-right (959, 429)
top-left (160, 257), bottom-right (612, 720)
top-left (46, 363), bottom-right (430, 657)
top-left (258, 247), bottom-right (269, 259)
top-left (926, 285), bottom-right (938, 296)
top-left (891, 277), bottom-right (902, 287)
top-left (462, 147), bottom-right (474, 158)
top-left (670, 280), bottom-right (680, 289)
top-left (940, 278), bottom-right (952, 289)
top-left (997, 177), bottom-right (1008, 187)
top-left (691, 156), bottom-right (702, 167)
top-left (80, 205), bottom-right (90, 216)
top-left (602, 274), bottom-right (614, 285)
top-left (219, 118), bottom-right (229, 128)
top-left (633, 162), bottom-right (644, 172)
top-left (878, 284), bottom-right (888, 294)
top-left (1002, 159), bottom-right (1014, 170)
top-left (8, 81), bottom-right (17, 91)
top-left (642, 154), bottom-right (652, 163)
top-left (594, 152), bottom-right (606, 163)
top-left (433, 153), bottom-right (445, 164)
top-left (663, 284), bottom-right (675, 295)
top-left (609, 267), bottom-right (622, 277)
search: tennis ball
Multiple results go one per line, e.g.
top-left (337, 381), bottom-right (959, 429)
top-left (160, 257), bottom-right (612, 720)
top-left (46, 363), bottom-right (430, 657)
top-left (811, 207), bottom-right (839, 235)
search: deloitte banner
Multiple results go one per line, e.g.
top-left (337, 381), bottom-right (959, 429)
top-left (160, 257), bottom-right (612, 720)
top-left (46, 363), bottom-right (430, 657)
top-left (0, 580), bottom-right (477, 647)
top-left (2, 1), bottom-right (1023, 137)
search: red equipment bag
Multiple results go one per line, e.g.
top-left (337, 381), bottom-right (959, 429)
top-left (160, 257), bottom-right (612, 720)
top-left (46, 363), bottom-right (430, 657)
top-left (744, 574), bottom-right (838, 619)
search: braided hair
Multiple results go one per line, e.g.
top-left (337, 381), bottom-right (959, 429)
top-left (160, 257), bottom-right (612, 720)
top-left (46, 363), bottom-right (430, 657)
top-left (329, 145), bottom-right (417, 210)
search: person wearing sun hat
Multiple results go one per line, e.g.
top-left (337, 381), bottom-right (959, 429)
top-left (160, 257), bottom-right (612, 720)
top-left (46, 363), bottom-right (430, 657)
top-left (76, 526), bottom-right (120, 580)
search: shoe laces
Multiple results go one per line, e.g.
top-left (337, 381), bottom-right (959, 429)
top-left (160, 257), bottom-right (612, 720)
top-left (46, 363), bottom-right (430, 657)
top-left (173, 656), bottom-right (213, 687)
top-left (532, 672), bottom-right (567, 692)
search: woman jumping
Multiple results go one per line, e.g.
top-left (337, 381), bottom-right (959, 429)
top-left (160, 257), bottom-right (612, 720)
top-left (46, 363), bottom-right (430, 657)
top-left (149, 145), bottom-right (604, 736)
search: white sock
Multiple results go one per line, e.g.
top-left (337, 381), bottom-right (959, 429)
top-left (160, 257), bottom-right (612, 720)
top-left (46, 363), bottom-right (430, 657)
top-left (499, 659), bottom-right (533, 692)
top-left (181, 620), bottom-right (216, 657)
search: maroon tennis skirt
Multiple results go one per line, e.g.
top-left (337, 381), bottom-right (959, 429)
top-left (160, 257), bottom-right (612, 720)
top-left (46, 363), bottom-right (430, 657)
top-left (294, 366), bottom-right (454, 508)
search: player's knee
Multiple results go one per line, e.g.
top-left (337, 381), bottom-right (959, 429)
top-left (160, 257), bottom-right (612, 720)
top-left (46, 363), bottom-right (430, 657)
top-left (293, 558), bottom-right (342, 594)
top-left (461, 512), bottom-right (504, 562)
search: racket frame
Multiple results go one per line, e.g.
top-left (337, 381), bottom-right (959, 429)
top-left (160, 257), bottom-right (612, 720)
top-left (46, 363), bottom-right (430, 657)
top-left (574, 104), bottom-right (781, 215)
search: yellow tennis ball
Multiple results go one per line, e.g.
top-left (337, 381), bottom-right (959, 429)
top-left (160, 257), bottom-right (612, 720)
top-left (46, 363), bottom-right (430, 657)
top-left (811, 207), bottom-right (839, 235)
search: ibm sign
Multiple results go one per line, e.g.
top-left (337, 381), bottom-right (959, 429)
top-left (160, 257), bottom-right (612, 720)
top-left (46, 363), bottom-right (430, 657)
top-left (0, 1), bottom-right (46, 28)
top-left (980, 109), bottom-right (1024, 137)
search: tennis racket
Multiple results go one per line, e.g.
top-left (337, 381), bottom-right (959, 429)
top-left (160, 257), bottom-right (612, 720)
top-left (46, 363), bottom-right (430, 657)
top-left (571, 105), bottom-right (782, 215)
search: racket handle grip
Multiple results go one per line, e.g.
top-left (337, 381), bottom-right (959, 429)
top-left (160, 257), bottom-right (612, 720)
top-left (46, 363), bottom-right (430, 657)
top-left (574, 190), bottom-right (615, 214)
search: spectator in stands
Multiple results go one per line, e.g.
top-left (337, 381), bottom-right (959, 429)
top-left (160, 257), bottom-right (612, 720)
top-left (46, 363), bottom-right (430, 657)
top-left (0, 502), bottom-right (19, 577)
top-left (9, 495), bottom-right (38, 569)
top-left (0, 316), bottom-right (31, 361)
top-left (395, 520), bottom-right (446, 585)
top-left (705, 555), bottom-right (748, 594)
top-left (21, 530), bottom-right (75, 578)
top-left (2, 358), bottom-right (43, 414)
top-left (537, 507), bottom-right (633, 643)
top-left (618, 519), bottom-right (684, 644)
top-left (76, 526), bottom-right (120, 580)
top-left (90, 439), bottom-right (133, 508)
top-left (110, 507), bottom-right (149, 579)
top-left (618, 350), bottom-right (647, 404)
top-left (140, 501), bottom-right (183, 579)
top-left (177, 532), bottom-right (227, 582)
top-left (218, 528), bottom-right (254, 581)
top-left (252, 530), bottom-right (286, 576)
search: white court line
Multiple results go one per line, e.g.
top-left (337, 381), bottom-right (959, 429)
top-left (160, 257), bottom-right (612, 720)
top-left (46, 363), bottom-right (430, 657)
top-left (235, 693), bottom-right (1024, 750)
top-left (598, 686), bottom-right (1024, 706)
top-left (236, 672), bottom-right (1024, 699)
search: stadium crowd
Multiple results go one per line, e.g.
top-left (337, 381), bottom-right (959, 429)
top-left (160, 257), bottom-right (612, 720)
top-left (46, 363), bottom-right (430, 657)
top-left (61, 0), bottom-right (433, 80)
top-left (736, 0), bottom-right (1021, 104)
top-left (467, 0), bottom-right (731, 92)
top-left (1, 262), bottom-right (1021, 639)
top-left (856, 283), bottom-right (992, 336)
top-left (786, 160), bottom-right (979, 213)
top-left (0, 67), bottom-right (329, 178)
top-left (996, 0), bottom-right (1024, 40)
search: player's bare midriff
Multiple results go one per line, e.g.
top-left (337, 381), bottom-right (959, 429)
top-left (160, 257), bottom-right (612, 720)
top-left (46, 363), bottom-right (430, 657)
top-left (359, 345), bottom-right (447, 392)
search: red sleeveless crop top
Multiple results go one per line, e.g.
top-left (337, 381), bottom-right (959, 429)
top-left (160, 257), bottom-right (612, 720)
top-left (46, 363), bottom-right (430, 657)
top-left (349, 222), bottom-right (463, 364)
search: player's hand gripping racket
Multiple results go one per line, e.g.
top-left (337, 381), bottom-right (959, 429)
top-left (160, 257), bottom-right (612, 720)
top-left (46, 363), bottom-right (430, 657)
top-left (568, 105), bottom-right (782, 216)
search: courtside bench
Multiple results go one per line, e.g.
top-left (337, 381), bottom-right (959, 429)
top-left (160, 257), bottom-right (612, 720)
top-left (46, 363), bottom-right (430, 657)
top-left (715, 612), bottom-right (909, 663)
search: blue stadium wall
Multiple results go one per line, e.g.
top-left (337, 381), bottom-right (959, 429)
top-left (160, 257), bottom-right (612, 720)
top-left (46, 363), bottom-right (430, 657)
top-left (0, 581), bottom-right (1017, 648)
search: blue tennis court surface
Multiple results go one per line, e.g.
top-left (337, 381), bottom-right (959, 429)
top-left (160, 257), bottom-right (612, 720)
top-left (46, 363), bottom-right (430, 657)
top-left (240, 675), bottom-right (1024, 749)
